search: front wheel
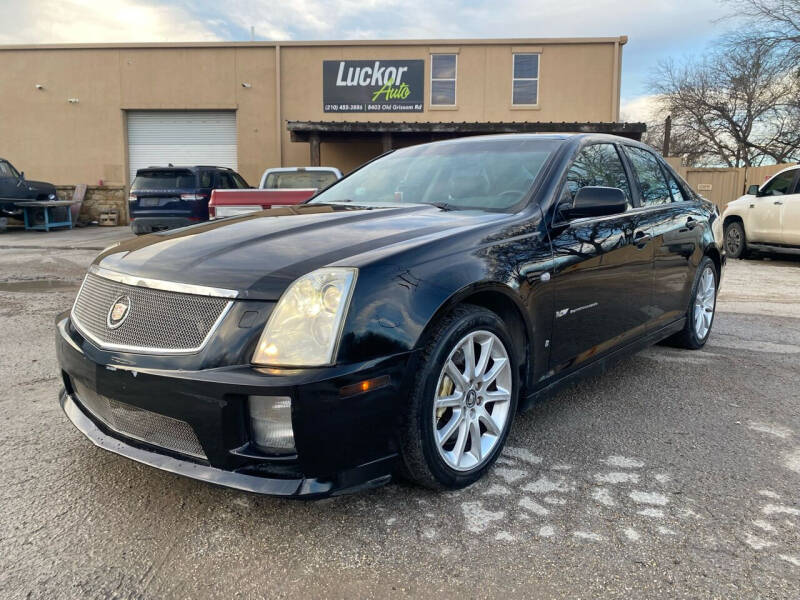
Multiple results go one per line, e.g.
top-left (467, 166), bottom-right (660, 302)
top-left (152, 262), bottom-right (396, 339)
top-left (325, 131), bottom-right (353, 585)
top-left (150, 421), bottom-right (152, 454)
top-left (399, 305), bottom-right (519, 490)
top-left (724, 221), bottom-right (747, 259)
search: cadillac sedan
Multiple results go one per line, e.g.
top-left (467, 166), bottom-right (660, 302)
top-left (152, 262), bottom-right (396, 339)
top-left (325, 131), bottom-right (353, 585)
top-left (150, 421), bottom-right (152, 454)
top-left (55, 134), bottom-right (724, 498)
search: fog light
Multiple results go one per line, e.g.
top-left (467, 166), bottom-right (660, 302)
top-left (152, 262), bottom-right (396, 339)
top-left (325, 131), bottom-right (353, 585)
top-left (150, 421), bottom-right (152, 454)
top-left (248, 395), bottom-right (295, 453)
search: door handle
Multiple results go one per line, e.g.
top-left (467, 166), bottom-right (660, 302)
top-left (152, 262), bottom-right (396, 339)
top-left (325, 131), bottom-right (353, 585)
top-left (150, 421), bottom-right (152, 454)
top-left (774, 200), bottom-right (784, 205)
top-left (685, 217), bottom-right (699, 230)
top-left (633, 231), bottom-right (652, 247)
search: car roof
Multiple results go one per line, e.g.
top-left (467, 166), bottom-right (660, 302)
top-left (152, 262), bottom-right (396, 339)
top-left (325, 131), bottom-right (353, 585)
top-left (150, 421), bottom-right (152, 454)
top-left (396, 132), bottom-right (650, 152)
top-left (137, 165), bottom-right (236, 174)
top-left (262, 167), bottom-right (341, 174)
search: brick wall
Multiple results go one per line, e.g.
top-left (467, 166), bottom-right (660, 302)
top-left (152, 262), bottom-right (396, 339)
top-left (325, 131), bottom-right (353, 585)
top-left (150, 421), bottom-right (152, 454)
top-left (55, 185), bottom-right (128, 225)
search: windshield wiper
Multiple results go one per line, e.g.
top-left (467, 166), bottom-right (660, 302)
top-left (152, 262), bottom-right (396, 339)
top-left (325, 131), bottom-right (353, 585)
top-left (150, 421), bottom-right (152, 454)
top-left (426, 202), bottom-right (456, 211)
top-left (315, 199), bottom-right (379, 210)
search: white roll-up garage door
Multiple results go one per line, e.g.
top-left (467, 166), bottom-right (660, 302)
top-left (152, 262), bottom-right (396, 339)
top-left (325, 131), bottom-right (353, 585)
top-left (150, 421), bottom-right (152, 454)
top-left (127, 111), bottom-right (237, 182)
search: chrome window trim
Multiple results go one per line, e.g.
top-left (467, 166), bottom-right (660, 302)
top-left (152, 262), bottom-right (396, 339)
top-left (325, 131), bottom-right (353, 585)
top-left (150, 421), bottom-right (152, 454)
top-left (89, 265), bottom-right (239, 299)
top-left (70, 268), bottom-right (236, 355)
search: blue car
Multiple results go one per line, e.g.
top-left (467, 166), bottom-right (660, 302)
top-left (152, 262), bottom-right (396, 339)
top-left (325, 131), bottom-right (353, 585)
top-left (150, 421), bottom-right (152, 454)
top-left (129, 166), bottom-right (249, 234)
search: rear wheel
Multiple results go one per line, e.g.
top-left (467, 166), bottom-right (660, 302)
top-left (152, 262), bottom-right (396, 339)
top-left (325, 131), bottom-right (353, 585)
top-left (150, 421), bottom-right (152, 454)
top-left (399, 305), bottom-right (519, 490)
top-left (724, 221), bottom-right (747, 259)
top-left (667, 256), bottom-right (718, 349)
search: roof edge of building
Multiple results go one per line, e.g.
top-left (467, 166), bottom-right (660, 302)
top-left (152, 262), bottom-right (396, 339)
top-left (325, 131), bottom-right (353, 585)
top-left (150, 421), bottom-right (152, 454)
top-left (0, 36), bottom-right (629, 52)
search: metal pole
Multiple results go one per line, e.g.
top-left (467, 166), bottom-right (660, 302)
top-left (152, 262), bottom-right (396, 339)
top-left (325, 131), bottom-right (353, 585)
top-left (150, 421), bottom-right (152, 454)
top-left (662, 115), bottom-right (672, 157)
top-left (309, 134), bottom-right (321, 166)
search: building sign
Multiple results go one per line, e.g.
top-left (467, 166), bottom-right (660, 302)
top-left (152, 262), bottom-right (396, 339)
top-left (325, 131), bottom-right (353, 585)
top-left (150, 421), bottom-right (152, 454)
top-left (323, 60), bottom-right (424, 113)
top-left (697, 183), bottom-right (713, 191)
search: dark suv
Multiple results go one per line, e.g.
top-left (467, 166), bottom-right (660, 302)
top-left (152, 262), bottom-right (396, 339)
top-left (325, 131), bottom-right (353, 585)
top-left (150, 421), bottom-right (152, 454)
top-left (129, 166), bottom-right (249, 234)
top-left (0, 158), bottom-right (58, 222)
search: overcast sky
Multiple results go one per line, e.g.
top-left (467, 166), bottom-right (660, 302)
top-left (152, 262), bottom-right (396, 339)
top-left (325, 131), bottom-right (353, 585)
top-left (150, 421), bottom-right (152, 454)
top-left (0, 0), bottom-right (736, 121)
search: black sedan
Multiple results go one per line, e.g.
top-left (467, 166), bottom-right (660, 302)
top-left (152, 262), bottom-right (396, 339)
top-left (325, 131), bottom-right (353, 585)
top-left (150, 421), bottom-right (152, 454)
top-left (55, 134), bottom-right (724, 497)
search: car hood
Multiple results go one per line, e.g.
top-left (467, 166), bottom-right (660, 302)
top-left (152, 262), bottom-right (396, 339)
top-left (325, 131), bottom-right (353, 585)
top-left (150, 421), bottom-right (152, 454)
top-left (97, 203), bottom-right (510, 299)
top-left (723, 195), bottom-right (752, 213)
top-left (24, 179), bottom-right (56, 193)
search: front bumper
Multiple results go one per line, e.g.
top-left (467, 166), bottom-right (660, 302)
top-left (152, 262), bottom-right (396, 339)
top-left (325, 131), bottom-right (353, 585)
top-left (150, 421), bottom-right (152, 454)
top-left (56, 316), bottom-right (413, 498)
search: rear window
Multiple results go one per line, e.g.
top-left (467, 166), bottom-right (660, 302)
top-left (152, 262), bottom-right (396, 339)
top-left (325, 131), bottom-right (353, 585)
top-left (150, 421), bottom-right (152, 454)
top-left (131, 170), bottom-right (195, 191)
top-left (264, 171), bottom-right (338, 190)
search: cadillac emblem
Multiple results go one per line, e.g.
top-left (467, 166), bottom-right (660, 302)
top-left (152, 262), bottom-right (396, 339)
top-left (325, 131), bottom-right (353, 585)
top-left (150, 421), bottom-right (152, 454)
top-left (107, 295), bottom-right (131, 329)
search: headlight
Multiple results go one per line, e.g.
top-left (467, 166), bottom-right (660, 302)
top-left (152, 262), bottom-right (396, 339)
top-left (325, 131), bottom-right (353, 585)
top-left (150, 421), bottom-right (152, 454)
top-left (252, 267), bottom-right (357, 366)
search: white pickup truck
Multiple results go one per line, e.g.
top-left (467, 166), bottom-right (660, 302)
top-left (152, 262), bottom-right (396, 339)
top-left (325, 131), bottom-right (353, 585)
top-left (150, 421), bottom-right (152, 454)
top-left (723, 165), bottom-right (800, 258)
top-left (208, 166), bottom-right (342, 219)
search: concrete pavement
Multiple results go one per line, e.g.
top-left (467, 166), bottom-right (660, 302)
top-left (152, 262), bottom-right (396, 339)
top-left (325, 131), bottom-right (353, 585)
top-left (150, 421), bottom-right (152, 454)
top-left (0, 241), bottom-right (798, 599)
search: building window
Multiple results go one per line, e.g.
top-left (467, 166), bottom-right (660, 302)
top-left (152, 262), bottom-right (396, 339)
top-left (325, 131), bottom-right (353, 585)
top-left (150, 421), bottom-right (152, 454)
top-left (512, 53), bottom-right (539, 105)
top-left (431, 54), bottom-right (457, 106)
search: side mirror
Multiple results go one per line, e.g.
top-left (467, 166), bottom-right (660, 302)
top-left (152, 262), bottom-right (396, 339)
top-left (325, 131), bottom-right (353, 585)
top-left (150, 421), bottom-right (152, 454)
top-left (561, 186), bottom-right (627, 220)
top-left (19, 171), bottom-right (25, 180)
top-left (747, 184), bottom-right (759, 196)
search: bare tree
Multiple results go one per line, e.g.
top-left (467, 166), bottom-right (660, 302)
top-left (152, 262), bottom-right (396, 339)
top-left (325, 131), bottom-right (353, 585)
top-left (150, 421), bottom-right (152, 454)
top-left (642, 116), bottom-right (714, 167)
top-left (725, 0), bottom-right (800, 55)
top-left (647, 35), bottom-right (800, 167)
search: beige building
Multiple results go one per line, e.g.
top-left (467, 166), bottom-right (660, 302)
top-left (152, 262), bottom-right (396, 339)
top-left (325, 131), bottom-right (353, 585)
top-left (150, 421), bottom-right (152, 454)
top-left (0, 37), bottom-right (640, 189)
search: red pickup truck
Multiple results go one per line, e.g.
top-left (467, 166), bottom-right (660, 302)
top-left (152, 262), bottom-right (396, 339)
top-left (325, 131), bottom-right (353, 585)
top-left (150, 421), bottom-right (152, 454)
top-left (208, 167), bottom-right (342, 219)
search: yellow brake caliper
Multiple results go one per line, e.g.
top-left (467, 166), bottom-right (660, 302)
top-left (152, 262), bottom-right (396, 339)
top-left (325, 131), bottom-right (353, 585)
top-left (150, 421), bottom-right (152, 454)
top-left (436, 375), bottom-right (454, 420)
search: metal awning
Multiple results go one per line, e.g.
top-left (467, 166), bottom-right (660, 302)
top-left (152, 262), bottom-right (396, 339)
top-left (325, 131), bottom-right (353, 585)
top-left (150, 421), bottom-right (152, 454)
top-left (288, 120), bottom-right (645, 140)
top-left (286, 120), bottom-right (646, 165)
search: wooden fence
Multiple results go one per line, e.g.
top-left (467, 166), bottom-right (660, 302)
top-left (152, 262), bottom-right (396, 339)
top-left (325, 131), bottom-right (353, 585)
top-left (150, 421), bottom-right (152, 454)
top-left (664, 159), bottom-right (796, 210)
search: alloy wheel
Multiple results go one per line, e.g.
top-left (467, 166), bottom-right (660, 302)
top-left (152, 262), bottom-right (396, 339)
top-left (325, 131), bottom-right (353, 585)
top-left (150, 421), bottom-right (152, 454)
top-left (693, 266), bottom-right (716, 340)
top-left (432, 330), bottom-right (512, 472)
top-left (725, 226), bottom-right (742, 256)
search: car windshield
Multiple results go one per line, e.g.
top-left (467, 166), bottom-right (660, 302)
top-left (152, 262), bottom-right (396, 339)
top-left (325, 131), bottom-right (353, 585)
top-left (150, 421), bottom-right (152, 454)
top-left (131, 170), bottom-right (195, 191)
top-left (265, 170), bottom-right (339, 189)
top-left (309, 138), bottom-right (560, 211)
top-left (0, 161), bottom-right (19, 178)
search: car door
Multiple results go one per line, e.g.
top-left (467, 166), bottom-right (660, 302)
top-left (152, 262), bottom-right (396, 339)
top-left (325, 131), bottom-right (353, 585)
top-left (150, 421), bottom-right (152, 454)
top-left (780, 174), bottom-right (800, 246)
top-left (622, 146), bottom-right (698, 331)
top-left (548, 142), bottom-right (654, 375)
top-left (750, 169), bottom-right (797, 243)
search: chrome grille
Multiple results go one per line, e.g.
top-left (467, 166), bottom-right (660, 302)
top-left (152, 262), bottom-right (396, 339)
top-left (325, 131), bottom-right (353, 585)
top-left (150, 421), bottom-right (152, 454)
top-left (72, 379), bottom-right (207, 460)
top-left (71, 272), bottom-right (232, 353)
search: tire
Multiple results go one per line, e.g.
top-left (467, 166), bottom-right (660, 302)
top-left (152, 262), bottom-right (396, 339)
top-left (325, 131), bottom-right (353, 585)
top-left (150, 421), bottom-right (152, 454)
top-left (131, 222), bottom-right (147, 235)
top-left (724, 221), bottom-right (747, 259)
top-left (399, 304), bottom-right (519, 490)
top-left (667, 256), bottom-right (718, 349)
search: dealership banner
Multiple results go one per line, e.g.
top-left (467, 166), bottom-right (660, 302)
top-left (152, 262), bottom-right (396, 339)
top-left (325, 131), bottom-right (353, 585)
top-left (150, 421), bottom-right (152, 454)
top-left (323, 60), bottom-right (424, 112)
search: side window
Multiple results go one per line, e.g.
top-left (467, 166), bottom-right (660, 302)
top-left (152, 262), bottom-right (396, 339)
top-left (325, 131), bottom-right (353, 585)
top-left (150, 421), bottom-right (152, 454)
top-left (562, 143), bottom-right (633, 208)
top-left (232, 173), bottom-right (249, 189)
top-left (0, 162), bottom-right (11, 177)
top-left (761, 170), bottom-right (796, 196)
top-left (624, 146), bottom-right (672, 206)
top-left (199, 171), bottom-right (213, 188)
top-left (216, 172), bottom-right (234, 188)
top-left (664, 169), bottom-right (688, 202)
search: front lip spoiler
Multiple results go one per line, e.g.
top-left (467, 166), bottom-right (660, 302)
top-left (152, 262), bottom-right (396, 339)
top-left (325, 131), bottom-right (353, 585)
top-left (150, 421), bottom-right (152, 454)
top-left (59, 389), bottom-right (391, 498)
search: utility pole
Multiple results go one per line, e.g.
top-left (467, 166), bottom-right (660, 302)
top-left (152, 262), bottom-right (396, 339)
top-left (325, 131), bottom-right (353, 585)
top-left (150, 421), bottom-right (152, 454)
top-left (662, 115), bottom-right (672, 157)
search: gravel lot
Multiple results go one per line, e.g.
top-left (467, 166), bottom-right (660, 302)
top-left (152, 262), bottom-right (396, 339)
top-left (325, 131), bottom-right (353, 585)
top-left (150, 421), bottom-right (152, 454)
top-left (1, 229), bottom-right (798, 599)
